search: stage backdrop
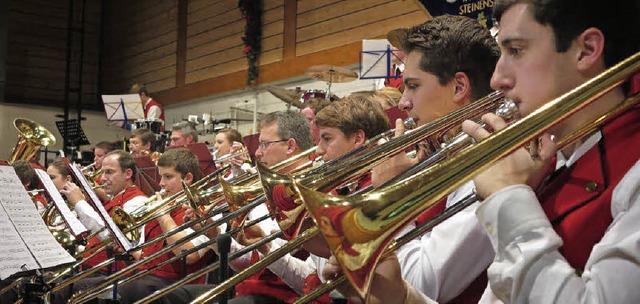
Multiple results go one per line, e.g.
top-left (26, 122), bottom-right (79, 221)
top-left (413, 0), bottom-right (495, 29)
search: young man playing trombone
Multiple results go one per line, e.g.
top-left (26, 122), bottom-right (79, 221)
top-left (261, 95), bottom-right (391, 303)
top-left (114, 148), bottom-right (212, 303)
top-left (463, 0), bottom-right (640, 302)
top-left (346, 14), bottom-right (500, 303)
top-left (326, 0), bottom-right (640, 303)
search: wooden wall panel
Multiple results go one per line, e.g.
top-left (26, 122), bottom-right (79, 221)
top-left (184, 0), bottom-right (285, 85)
top-left (5, 0), bottom-right (102, 109)
top-left (97, 0), bottom-right (427, 105)
top-left (297, 0), bottom-right (342, 14)
top-left (296, 0), bottom-right (427, 56)
top-left (101, 0), bottom-right (178, 94)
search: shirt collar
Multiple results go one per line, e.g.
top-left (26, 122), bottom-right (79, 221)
top-left (555, 131), bottom-right (602, 169)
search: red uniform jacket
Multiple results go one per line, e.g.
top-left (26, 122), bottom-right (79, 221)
top-left (83, 186), bottom-right (146, 270)
top-left (137, 207), bottom-right (210, 283)
top-left (539, 106), bottom-right (640, 270)
top-left (235, 249), bottom-right (311, 302)
top-left (144, 98), bottom-right (165, 122)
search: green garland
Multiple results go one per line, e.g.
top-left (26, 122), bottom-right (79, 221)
top-left (239, 0), bottom-right (263, 87)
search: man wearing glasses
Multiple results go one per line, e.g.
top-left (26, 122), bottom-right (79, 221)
top-left (254, 111), bottom-right (315, 169)
top-left (222, 110), bottom-right (315, 303)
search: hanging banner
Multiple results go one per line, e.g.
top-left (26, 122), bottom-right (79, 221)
top-left (414, 0), bottom-right (495, 28)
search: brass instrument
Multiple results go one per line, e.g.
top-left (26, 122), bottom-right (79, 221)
top-left (51, 147), bottom-right (315, 303)
top-left (81, 161), bottom-right (96, 172)
top-left (289, 52), bottom-right (640, 298)
top-left (84, 151), bottom-right (319, 302)
top-left (213, 145), bottom-right (250, 165)
top-left (10, 118), bottom-right (56, 163)
top-left (69, 199), bottom-right (273, 304)
top-left (182, 97), bottom-right (513, 303)
top-left (47, 151), bottom-right (314, 296)
top-left (259, 92), bottom-right (505, 240)
top-left (50, 200), bottom-right (232, 304)
top-left (189, 52), bottom-right (640, 303)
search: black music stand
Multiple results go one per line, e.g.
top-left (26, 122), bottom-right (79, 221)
top-left (56, 119), bottom-right (90, 160)
top-left (166, 143), bottom-right (216, 177)
top-left (133, 156), bottom-right (161, 196)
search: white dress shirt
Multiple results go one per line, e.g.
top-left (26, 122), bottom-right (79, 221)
top-left (476, 132), bottom-right (640, 303)
top-left (397, 181), bottom-right (494, 302)
top-left (210, 203), bottom-right (280, 271)
top-left (144, 98), bottom-right (162, 120)
top-left (74, 187), bottom-right (146, 240)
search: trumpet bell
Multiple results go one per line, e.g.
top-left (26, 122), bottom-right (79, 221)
top-left (11, 118), bottom-right (56, 163)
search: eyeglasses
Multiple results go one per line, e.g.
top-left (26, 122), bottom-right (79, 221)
top-left (258, 139), bottom-right (288, 150)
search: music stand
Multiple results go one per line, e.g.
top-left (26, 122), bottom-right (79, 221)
top-left (242, 133), bottom-right (260, 162)
top-left (133, 156), bottom-right (161, 196)
top-left (360, 41), bottom-right (403, 81)
top-left (384, 106), bottom-right (408, 128)
top-left (102, 94), bottom-right (145, 130)
top-left (56, 119), bottom-right (90, 159)
top-left (167, 143), bottom-right (216, 177)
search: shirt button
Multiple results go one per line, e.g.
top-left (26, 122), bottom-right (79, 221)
top-left (585, 181), bottom-right (598, 192)
top-left (485, 223), bottom-right (495, 235)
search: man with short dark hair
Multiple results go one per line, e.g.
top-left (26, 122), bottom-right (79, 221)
top-left (323, 14), bottom-right (501, 304)
top-left (129, 128), bottom-right (156, 158)
top-left (131, 82), bottom-right (164, 122)
top-left (54, 150), bottom-right (148, 303)
top-left (463, 0), bottom-right (640, 302)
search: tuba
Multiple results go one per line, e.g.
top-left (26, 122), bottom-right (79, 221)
top-left (10, 118), bottom-right (56, 163)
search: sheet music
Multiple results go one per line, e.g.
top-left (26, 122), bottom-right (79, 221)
top-left (35, 169), bottom-right (88, 237)
top-left (361, 39), bottom-right (395, 79)
top-left (0, 197), bottom-right (38, 280)
top-left (101, 94), bottom-right (144, 121)
top-left (69, 165), bottom-right (133, 251)
top-left (0, 166), bottom-right (75, 280)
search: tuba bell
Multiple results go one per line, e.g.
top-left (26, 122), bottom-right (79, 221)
top-left (10, 118), bottom-right (56, 163)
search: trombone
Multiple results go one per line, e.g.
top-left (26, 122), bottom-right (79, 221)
top-left (289, 52), bottom-right (640, 299)
top-left (52, 147), bottom-right (317, 301)
top-left (192, 52), bottom-right (640, 302)
top-left (181, 97), bottom-right (515, 303)
top-left (258, 92), bottom-right (505, 240)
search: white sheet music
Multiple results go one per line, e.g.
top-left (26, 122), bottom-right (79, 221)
top-left (35, 169), bottom-right (88, 237)
top-left (69, 165), bottom-right (133, 251)
top-left (0, 166), bottom-right (75, 280)
top-left (101, 94), bottom-right (144, 122)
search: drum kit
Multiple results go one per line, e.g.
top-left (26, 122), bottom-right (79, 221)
top-left (267, 64), bottom-right (358, 109)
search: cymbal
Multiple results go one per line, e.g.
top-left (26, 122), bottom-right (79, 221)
top-left (266, 86), bottom-right (305, 109)
top-left (305, 65), bottom-right (358, 83)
